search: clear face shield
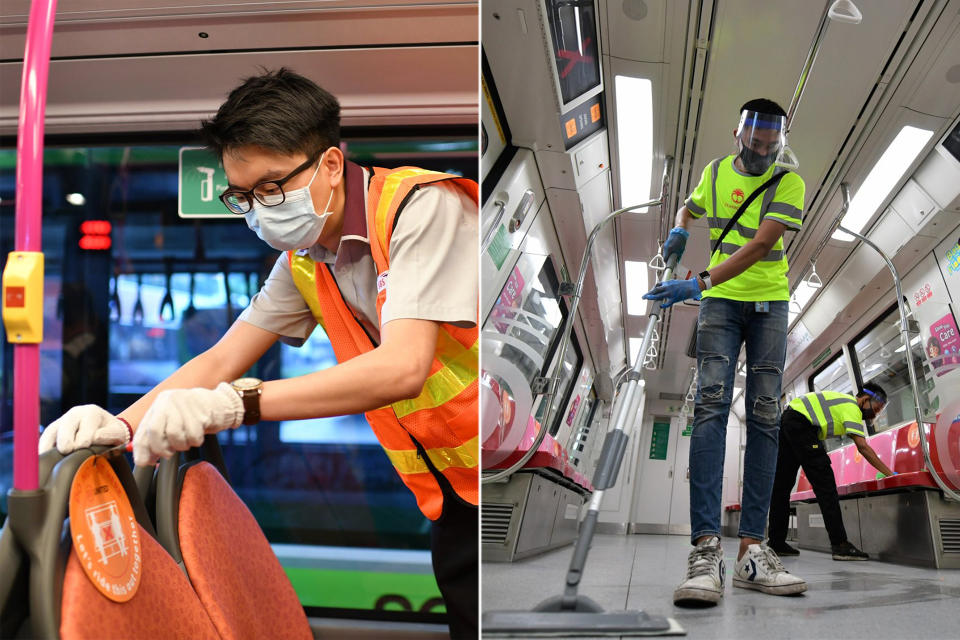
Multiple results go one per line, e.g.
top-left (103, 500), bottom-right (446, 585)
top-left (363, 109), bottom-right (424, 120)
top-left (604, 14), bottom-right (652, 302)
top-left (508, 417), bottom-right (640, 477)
top-left (735, 110), bottom-right (787, 175)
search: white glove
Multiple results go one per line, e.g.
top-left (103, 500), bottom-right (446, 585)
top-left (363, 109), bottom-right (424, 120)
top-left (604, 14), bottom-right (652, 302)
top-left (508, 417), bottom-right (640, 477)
top-left (133, 382), bottom-right (244, 467)
top-left (39, 405), bottom-right (131, 454)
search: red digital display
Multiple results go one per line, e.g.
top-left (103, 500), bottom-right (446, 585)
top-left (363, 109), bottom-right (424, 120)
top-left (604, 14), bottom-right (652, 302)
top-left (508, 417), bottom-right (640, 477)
top-left (79, 220), bottom-right (112, 250)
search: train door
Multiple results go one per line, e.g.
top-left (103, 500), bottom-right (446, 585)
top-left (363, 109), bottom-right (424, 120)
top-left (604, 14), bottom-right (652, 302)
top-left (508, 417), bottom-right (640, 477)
top-left (631, 415), bottom-right (689, 534)
top-left (666, 416), bottom-right (693, 532)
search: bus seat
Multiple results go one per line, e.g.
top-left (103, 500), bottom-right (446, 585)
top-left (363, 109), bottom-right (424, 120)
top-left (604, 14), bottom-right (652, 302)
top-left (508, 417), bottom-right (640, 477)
top-left (2, 448), bottom-right (220, 639)
top-left (153, 438), bottom-right (311, 640)
top-left (60, 523), bottom-right (221, 639)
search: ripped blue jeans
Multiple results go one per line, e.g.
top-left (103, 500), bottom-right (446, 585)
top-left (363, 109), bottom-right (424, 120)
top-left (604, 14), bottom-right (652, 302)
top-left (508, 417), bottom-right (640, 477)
top-left (688, 297), bottom-right (788, 543)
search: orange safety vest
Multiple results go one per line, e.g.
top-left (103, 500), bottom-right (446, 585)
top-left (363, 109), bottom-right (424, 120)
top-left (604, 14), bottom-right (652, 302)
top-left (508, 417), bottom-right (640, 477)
top-left (288, 167), bottom-right (479, 520)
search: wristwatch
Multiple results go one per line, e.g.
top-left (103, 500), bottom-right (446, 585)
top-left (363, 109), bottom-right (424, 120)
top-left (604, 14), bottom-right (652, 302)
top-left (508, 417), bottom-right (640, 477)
top-left (698, 270), bottom-right (713, 291)
top-left (230, 377), bottom-right (263, 425)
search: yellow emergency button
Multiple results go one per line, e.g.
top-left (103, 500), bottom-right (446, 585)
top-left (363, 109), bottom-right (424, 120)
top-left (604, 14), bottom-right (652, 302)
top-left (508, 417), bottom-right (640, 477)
top-left (2, 251), bottom-right (44, 343)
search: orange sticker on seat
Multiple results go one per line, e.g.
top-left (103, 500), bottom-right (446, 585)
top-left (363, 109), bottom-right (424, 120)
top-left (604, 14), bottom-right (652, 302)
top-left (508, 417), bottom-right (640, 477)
top-left (69, 456), bottom-right (142, 602)
top-left (565, 118), bottom-right (577, 138)
top-left (590, 103), bottom-right (601, 123)
top-left (908, 423), bottom-right (920, 448)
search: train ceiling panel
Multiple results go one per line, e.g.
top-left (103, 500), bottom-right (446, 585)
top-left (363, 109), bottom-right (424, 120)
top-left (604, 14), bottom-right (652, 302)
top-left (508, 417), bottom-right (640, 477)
top-left (600, 0), bottom-right (671, 64)
top-left (0, 46), bottom-right (478, 135)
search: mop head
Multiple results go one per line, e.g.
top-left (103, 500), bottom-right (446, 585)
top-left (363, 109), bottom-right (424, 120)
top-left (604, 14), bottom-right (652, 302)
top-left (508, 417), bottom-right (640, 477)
top-left (482, 610), bottom-right (685, 637)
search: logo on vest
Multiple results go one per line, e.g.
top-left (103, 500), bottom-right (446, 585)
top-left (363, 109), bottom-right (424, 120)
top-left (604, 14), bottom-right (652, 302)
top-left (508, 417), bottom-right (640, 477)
top-left (377, 271), bottom-right (389, 293)
top-left (731, 188), bottom-right (745, 204)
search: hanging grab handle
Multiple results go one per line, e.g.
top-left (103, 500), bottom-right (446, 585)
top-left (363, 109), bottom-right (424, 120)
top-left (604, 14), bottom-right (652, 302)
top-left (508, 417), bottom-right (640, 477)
top-left (159, 261), bottom-right (175, 322)
top-left (828, 0), bottom-right (862, 24)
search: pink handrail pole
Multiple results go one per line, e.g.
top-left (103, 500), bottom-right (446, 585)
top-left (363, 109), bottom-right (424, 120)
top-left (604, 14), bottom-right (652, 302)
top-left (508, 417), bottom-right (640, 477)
top-left (12, 0), bottom-right (58, 492)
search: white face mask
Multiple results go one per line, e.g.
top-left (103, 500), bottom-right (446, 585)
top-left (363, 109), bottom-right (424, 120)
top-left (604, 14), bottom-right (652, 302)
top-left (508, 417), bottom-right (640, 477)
top-left (245, 149), bottom-right (335, 251)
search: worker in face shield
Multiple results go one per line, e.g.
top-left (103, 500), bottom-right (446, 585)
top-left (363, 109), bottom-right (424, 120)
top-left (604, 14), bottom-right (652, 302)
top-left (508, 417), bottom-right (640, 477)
top-left (768, 383), bottom-right (894, 561)
top-left (643, 98), bottom-right (807, 606)
top-left (37, 68), bottom-right (479, 638)
top-left (735, 110), bottom-right (786, 175)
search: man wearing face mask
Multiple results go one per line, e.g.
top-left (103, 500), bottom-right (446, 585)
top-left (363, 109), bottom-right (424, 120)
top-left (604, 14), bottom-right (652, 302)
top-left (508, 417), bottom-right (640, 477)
top-left (767, 384), bottom-right (894, 561)
top-left (643, 98), bottom-right (807, 606)
top-left (38, 68), bottom-right (479, 638)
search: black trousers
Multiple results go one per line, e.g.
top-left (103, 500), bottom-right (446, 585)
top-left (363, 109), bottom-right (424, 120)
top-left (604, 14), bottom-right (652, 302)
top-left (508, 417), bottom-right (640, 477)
top-left (768, 408), bottom-right (849, 547)
top-left (430, 471), bottom-right (478, 639)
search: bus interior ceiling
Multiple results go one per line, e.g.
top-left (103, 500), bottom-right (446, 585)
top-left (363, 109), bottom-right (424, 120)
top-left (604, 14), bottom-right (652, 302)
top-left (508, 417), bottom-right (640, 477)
top-left (0, 0), bottom-right (479, 135)
top-left (482, 0), bottom-right (960, 409)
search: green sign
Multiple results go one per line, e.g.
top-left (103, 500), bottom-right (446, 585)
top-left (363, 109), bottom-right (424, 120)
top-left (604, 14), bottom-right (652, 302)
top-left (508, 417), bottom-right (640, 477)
top-left (649, 421), bottom-right (670, 460)
top-left (178, 147), bottom-right (234, 218)
top-left (487, 224), bottom-right (511, 270)
top-left (811, 346), bottom-right (832, 370)
top-left (682, 422), bottom-right (693, 437)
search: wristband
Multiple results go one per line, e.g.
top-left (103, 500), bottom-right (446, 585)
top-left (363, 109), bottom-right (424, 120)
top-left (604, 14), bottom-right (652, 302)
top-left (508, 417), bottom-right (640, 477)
top-left (117, 417), bottom-right (134, 444)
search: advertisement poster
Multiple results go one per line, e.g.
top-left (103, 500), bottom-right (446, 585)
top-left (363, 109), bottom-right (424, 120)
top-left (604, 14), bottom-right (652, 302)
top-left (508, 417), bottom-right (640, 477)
top-left (927, 309), bottom-right (960, 377)
top-left (491, 265), bottom-right (525, 334)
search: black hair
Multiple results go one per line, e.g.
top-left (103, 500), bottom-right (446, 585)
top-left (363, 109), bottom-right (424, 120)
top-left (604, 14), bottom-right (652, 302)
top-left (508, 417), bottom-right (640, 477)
top-left (740, 98), bottom-right (787, 117)
top-left (200, 68), bottom-right (341, 160)
top-left (859, 382), bottom-right (887, 403)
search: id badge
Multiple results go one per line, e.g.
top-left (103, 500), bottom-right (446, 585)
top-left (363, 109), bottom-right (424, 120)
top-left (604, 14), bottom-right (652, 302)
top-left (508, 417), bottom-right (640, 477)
top-left (755, 301), bottom-right (770, 313)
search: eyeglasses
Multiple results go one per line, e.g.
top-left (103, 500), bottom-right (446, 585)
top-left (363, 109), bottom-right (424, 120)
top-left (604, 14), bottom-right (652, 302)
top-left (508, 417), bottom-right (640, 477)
top-left (219, 152), bottom-right (319, 214)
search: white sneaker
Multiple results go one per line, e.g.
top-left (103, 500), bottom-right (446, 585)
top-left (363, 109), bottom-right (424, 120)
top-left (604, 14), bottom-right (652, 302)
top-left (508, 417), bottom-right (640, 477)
top-left (673, 536), bottom-right (725, 606)
top-left (733, 543), bottom-right (807, 595)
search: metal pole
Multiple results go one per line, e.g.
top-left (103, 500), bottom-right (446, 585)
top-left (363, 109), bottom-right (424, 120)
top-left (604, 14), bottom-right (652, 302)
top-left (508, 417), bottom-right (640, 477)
top-left (11, 0), bottom-right (58, 492)
top-left (482, 157), bottom-right (673, 485)
top-left (558, 257), bottom-right (676, 607)
top-left (837, 225), bottom-right (960, 503)
top-left (791, 182), bottom-right (851, 291)
top-left (786, 1), bottom-right (862, 133)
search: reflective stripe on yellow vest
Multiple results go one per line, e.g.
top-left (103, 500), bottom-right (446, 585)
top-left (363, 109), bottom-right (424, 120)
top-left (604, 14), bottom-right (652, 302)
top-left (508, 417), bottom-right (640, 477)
top-left (288, 166), bottom-right (478, 520)
top-left (788, 391), bottom-right (864, 440)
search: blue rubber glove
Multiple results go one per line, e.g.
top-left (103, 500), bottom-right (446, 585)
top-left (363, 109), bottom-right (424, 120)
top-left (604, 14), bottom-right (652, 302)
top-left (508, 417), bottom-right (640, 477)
top-left (662, 227), bottom-right (690, 262)
top-left (642, 278), bottom-right (702, 308)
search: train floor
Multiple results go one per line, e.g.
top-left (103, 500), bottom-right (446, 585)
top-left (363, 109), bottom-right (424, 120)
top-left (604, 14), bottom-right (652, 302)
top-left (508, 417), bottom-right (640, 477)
top-left (482, 533), bottom-right (960, 639)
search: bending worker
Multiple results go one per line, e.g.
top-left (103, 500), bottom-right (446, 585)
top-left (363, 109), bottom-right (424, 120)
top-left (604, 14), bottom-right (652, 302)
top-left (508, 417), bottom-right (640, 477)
top-left (768, 383), bottom-right (894, 561)
top-left (38, 68), bottom-right (479, 638)
top-left (644, 98), bottom-right (807, 605)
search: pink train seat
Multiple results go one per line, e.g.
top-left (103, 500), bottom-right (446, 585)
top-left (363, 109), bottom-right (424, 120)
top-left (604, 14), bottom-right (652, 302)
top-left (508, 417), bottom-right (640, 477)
top-left (791, 420), bottom-right (954, 502)
top-left (484, 416), bottom-right (593, 491)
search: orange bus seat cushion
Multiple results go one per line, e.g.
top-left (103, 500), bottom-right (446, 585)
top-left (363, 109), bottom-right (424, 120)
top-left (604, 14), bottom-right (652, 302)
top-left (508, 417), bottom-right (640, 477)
top-left (178, 462), bottom-right (312, 640)
top-left (60, 523), bottom-right (220, 640)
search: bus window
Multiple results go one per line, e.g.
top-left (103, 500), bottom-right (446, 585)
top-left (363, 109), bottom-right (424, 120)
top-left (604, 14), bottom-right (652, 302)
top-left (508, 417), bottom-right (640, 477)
top-left (0, 135), bottom-right (476, 621)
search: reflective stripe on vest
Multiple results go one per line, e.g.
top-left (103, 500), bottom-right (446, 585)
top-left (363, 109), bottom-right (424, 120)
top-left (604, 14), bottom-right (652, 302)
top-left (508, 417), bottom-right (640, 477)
top-left (286, 167), bottom-right (479, 520)
top-left (393, 330), bottom-right (479, 418)
top-left (385, 434), bottom-right (480, 474)
top-left (790, 392), bottom-right (860, 439)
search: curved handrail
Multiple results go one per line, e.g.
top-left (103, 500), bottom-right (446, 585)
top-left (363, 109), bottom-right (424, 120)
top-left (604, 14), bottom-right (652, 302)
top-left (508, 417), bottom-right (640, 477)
top-left (837, 224), bottom-right (960, 503)
top-left (482, 156), bottom-right (673, 484)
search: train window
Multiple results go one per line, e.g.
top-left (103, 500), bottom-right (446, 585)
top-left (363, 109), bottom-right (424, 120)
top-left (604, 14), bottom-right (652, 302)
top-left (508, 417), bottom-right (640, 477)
top-left (0, 134), bottom-right (476, 618)
top-left (482, 253), bottom-right (581, 450)
top-left (850, 305), bottom-right (935, 434)
top-left (810, 352), bottom-right (852, 395)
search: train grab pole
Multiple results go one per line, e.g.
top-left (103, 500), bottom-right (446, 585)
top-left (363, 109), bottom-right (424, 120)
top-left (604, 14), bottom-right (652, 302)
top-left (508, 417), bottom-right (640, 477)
top-left (483, 157), bottom-right (674, 486)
